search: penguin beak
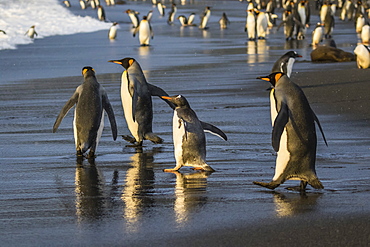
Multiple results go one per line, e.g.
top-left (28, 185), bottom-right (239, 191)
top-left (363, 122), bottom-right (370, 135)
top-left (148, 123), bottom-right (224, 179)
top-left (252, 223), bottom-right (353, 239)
top-left (256, 76), bottom-right (270, 82)
top-left (160, 96), bottom-right (171, 100)
top-left (108, 60), bottom-right (122, 65)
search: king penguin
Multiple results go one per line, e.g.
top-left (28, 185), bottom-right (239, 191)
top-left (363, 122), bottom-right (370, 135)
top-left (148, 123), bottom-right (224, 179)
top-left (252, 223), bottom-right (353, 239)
top-left (167, 3), bottom-right (177, 25)
top-left (108, 57), bottom-right (174, 147)
top-left (126, 9), bottom-right (140, 28)
top-left (97, 5), bottom-right (106, 21)
top-left (245, 9), bottom-right (256, 40)
top-left (219, 12), bottom-right (230, 29)
top-left (312, 22), bottom-right (323, 46)
top-left (25, 25), bottom-right (38, 39)
top-left (354, 44), bottom-right (370, 68)
top-left (108, 22), bottom-right (118, 40)
top-left (133, 16), bottom-right (153, 46)
top-left (160, 95), bottom-right (227, 172)
top-left (53, 67), bottom-right (118, 158)
top-left (199, 6), bottom-right (211, 29)
top-left (254, 72), bottom-right (327, 191)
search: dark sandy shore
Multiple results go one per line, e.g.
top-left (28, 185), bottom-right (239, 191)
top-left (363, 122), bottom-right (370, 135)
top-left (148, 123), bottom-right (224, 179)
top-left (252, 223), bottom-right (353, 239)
top-left (1, 0), bottom-right (370, 246)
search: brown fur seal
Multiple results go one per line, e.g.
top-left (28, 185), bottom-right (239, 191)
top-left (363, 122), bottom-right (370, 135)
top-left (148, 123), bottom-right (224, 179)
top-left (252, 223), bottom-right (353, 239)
top-left (311, 45), bottom-right (355, 62)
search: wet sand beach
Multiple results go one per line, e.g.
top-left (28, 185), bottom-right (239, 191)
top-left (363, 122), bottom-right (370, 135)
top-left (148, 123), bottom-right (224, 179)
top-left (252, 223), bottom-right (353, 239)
top-left (1, 1), bottom-right (370, 246)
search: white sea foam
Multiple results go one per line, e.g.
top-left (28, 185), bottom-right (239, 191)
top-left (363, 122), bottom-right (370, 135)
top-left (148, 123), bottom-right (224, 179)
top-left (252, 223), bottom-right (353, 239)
top-left (0, 0), bottom-right (110, 50)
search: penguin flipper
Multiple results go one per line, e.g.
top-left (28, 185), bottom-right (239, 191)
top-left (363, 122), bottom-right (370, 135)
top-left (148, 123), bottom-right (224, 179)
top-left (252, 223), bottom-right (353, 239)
top-left (53, 91), bottom-right (79, 132)
top-left (312, 110), bottom-right (328, 146)
top-left (272, 102), bottom-right (289, 152)
top-left (147, 83), bottom-right (175, 109)
top-left (200, 121), bottom-right (227, 141)
top-left (102, 92), bottom-right (118, 141)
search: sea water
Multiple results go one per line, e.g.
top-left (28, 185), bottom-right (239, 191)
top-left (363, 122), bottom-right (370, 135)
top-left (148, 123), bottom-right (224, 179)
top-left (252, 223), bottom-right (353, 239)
top-left (0, 0), bottom-right (110, 50)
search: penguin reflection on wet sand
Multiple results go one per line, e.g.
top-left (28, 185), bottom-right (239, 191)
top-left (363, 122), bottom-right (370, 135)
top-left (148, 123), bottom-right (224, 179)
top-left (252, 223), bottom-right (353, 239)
top-left (254, 72), bottom-right (327, 191)
top-left (53, 67), bottom-right (118, 158)
top-left (108, 57), bottom-right (174, 147)
top-left (160, 95), bottom-right (227, 172)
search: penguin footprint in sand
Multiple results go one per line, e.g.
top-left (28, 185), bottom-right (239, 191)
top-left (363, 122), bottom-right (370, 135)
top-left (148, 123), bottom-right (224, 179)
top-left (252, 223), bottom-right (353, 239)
top-left (254, 72), bottom-right (327, 191)
top-left (108, 57), bottom-right (174, 147)
top-left (161, 95), bottom-right (227, 172)
top-left (53, 67), bottom-right (118, 158)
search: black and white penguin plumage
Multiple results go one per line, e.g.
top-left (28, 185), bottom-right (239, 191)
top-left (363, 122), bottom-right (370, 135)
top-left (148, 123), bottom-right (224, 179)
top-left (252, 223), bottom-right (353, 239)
top-left (133, 16), bottom-right (153, 46)
top-left (354, 44), bottom-right (370, 68)
top-left (97, 5), bottom-right (106, 21)
top-left (160, 95), bottom-right (227, 172)
top-left (199, 6), bottom-right (211, 29)
top-left (108, 58), bottom-right (174, 147)
top-left (25, 25), bottom-right (38, 39)
top-left (219, 12), bottom-right (230, 29)
top-left (271, 51), bottom-right (302, 77)
top-left (53, 67), bottom-right (118, 158)
top-left (167, 3), bottom-right (177, 25)
top-left (125, 9), bottom-right (140, 28)
top-left (254, 72), bottom-right (327, 191)
top-left (108, 22), bottom-right (118, 40)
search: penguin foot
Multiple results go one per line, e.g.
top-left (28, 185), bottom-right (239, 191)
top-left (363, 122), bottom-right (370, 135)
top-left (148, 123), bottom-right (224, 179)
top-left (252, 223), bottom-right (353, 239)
top-left (87, 151), bottom-right (96, 159)
top-left (164, 168), bottom-right (180, 172)
top-left (192, 166), bottom-right (215, 172)
top-left (122, 135), bottom-right (136, 143)
top-left (253, 181), bottom-right (280, 190)
top-left (76, 150), bottom-right (83, 157)
top-left (145, 133), bottom-right (163, 144)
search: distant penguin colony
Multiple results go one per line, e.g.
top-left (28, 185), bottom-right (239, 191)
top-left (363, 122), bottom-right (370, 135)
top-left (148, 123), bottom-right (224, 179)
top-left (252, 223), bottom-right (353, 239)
top-left (51, 0), bottom-right (370, 191)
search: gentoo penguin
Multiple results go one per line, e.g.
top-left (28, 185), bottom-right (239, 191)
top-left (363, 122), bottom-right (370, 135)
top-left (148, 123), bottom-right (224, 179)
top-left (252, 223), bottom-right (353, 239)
top-left (254, 72), bottom-right (327, 191)
top-left (108, 58), bottom-right (174, 147)
top-left (125, 9), bottom-right (140, 28)
top-left (160, 95), bottom-right (227, 172)
top-left (219, 12), bottom-right (230, 29)
top-left (245, 9), bottom-right (256, 40)
top-left (199, 6), bottom-right (211, 29)
top-left (354, 44), bottom-right (370, 68)
top-left (255, 9), bottom-right (268, 39)
top-left (312, 22), bottom-right (323, 46)
top-left (133, 16), bottom-right (153, 46)
top-left (25, 25), bottom-right (38, 39)
top-left (53, 67), bottom-right (118, 158)
top-left (157, 3), bottom-right (166, 17)
top-left (97, 5), bottom-right (106, 21)
top-left (361, 24), bottom-right (370, 44)
top-left (79, 0), bottom-right (86, 9)
top-left (167, 4), bottom-right (177, 25)
top-left (271, 51), bottom-right (302, 77)
top-left (108, 22), bottom-right (118, 40)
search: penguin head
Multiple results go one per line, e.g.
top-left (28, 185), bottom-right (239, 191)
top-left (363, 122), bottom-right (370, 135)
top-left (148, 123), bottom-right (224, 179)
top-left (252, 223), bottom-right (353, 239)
top-left (108, 57), bottom-right (136, 69)
top-left (82, 66), bottom-right (96, 77)
top-left (257, 72), bottom-right (285, 87)
top-left (160, 95), bottom-right (190, 108)
top-left (285, 51), bottom-right (302, 58)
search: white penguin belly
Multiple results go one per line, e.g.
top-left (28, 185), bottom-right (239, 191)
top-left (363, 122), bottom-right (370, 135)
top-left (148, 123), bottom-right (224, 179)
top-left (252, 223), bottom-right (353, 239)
top-left (273, 127), bottom-right (290, 181)
top-left (121, 72), bottom-right (139, 140)
top-left (109, 27), bottom-right (117, 39)
top-left (173, 112), bottom-right (185, 166)
top-left (247, 15), bottom-right (256, 39)
top-left (139, 22), bottom-right (150, 45)
top-left (73, 108), bottom-right (78, 148)
top-left (95, 112), bottom-right (105, 151)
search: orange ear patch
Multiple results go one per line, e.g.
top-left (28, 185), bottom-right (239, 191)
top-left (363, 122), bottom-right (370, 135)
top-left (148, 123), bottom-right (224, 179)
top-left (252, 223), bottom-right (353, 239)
top-left (129, 59), bottom-right (134, 66)
top-left (82, 68), bottom-right (88, 75)
top-left (274, 72), bottom-right (283, 82)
